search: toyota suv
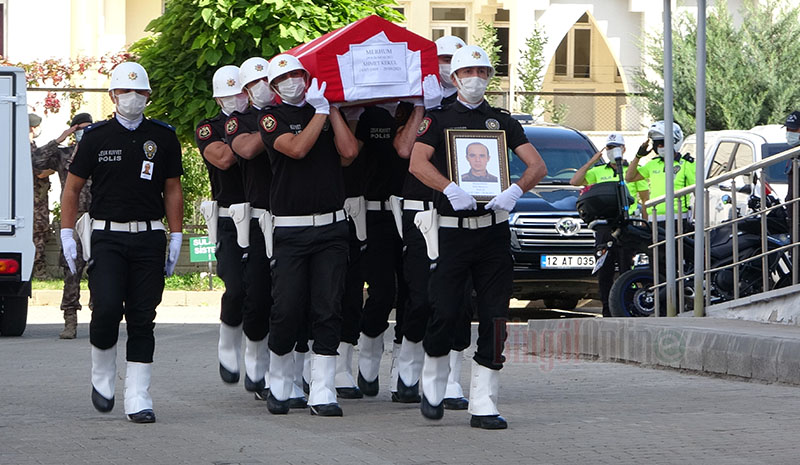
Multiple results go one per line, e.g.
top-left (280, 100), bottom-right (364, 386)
top-left (508, 123), bottom-right (599, 310)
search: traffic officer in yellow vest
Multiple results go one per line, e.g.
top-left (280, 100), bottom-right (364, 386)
top-left (60, 62), bottom-right (184, 424)
top-left (571, 133), bottom-right (649, 317)
top-left (409, 45), bottom-right (547, 429)
top-left (194, 65), bottom-right (249, 386)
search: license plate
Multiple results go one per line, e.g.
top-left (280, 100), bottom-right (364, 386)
top-left (540, 254), bottom-right (596, 269)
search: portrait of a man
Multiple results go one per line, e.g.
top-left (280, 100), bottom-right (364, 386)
top-left (461, 141), bottom-right (498, 183)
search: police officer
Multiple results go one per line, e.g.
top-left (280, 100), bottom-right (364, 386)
top-left (435, 36), bottom-right (466, 107)
top-left (570, 133), bottom-right (649, 317)
top-left (32, 112), bottom-right (94, 339)
top-left (60, 62), bottom-right (184, 424)
top-left (409, 45), bottom-right (547, 429)
top-left (194, 65), bottom-right (249, 387)
top-left (258, 54), bottom-right (358, 416)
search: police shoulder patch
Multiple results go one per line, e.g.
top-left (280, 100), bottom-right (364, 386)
top-left (150, 119), bottom-right (176, 132)
top-left (260, 114), bottom-right (277, 133)
top-left (417, 117), bottom-right (432, 136)
top-left (226, 117), bottom-right (239, 136)
top-left (197, 124), bottom-right (212, 141)
top-left (673, 165), bottom-right (682, 174)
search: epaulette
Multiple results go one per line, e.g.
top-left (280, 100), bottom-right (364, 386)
top-left (84, 120), bottom-right (108, 133)
top-left (427, 105), bottom-right (446, 113)
top-left (682, 153), bottom-right (695, 163)
top-left (491, 106), bottom-right (511, 116)
top-left (150, 119), bottom-right (176, 132)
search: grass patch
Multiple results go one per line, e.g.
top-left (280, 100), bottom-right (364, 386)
top-left (32, 272), bottom-right (225, 291)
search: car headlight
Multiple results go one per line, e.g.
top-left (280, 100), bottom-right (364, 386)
top-left (510, 228), bottom-right (521, 249)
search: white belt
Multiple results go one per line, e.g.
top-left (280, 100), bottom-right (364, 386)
top-left (92, 219), bottom-right (166, 233)
top-left (218, 207), bottom-right (231, 218)
top-left (251, 208), bottom-right (268, 219)
top-left (438, 211), bottom-right (510, 230)
top-left (402, 200), bottom-right (434, 211)
top-left (273, 209), bottom-right (346, 227)
top-left (366, 200), bottom-right (392, 211)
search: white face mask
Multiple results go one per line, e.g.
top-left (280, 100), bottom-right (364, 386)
top-left (439, 64), bottom-right (455, 89)
top-left (456, 76), bottom-right (488, 104)
top-left (220, 93), bottom-right (250, 115)
top-left (787, 132), bottom-right (800, 147)
top-left (656, 147), bottom-right (666, 157)
top-left (275, 77), bottom-right (306, 105)
top-left (605, 147), bottom-right (622, 164)
top-left (75, 129), bottom-right (84, 142)
top-left (115, 91), bottom-right (147, 120)
top-left (247, 80), bottom-right (275, 108)
top-left (31, 127), bottom-right (42, 139)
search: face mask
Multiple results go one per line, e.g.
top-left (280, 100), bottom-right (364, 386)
top-left (787, 132), bottom-right (800, 146)
top-left (456, 76), bottom-right (488, 104)
top-left (439, 64), bottom-right (455, 89)
top-left (656, 147), bottom-right (666, 157)
top-left (275, 77), bottom-right (306, 105)
top-left (605, 147), bottom-right (622, 164)
top-left (74, 129), bottom-right (84, 142)
top-left (32, 127), bottom-right (42, 139)
top-left (220, 93), bottom-right (250, 115)
top-left (247, 80), bottom-right (275, 108)
top-left (115, 91), bottom-right (147, 120)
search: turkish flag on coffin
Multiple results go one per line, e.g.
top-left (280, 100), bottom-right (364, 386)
top-left (284, 15), bottom-right (438, 104)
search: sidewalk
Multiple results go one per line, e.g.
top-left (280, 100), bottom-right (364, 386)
top-left (30, 289), bottom-right (224, 307)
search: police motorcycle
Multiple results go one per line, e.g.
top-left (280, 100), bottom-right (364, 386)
top-left (576, 157), bottom-right (792, 317)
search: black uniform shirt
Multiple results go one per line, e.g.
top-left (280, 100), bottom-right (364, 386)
top-left (226, 106), bottom-right (271, 210)
top-left (70, 117), bottom-right (183, 222)
top-left (195, 111), bottom-right (246, 208)
top-left (357, 106), bottom-right (405, 201)
top-left (342, 151), bottom-right (365, 198)
top-left (258, 103), bottom-right (345, 216)
top-left (415, 100), bottom-right (527, 218)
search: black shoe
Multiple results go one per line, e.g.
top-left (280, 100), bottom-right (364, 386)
top-left (219, 364), bottom-right (239, 384)
top-left (420, 395), bottom-right (444, 420)
top-left (288, 397), bottom-right (308, 409)
top-left (127, 409), bottom-right (156, 424)
top-left (91, 387), bottom-right (114, 413)
top-left (266, 392), bottom-right (289, 415)
top-left (393, 378), bottom-right (421, 403)
top-left (470, 414), bottom-right (508, 430)
top-left (303, 379), bottom-right (310, 395)
top-left (336, 386), bottom-right (364, 399)
top-left (254, 388), bottom-right (270, 401)
top-left (443, 397), bottom-right (469, 410)
top-left (357, 372), bottom-right (379, 397)
top-left (310, 403), bottom-right (343, 416)
top-left (244, 375), bottom-right (265, 393)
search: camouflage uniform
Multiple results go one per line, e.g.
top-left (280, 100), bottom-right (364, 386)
top-left (31, 140), bottom-right (51, 280)
top-left (32, 140), bottom-right (93, 339)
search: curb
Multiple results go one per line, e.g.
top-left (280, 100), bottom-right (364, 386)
top-left (31, 289), bottom-right (224, 307)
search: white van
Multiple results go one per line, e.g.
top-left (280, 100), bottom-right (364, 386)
top-left (0, 67), bottom-right (35, 336)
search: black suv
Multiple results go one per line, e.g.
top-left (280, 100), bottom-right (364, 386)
top-left (508, 123), bottom-right (599, 310)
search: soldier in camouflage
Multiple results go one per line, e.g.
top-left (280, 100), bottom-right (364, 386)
top-left (31, 113), bottom-right (94, 339)
top-left (29, 113), bottom-right (53, 281)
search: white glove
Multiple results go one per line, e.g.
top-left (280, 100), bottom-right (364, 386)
top-left (165, 232), bottom-right (183, 277)
top-left (60, 228), bottom-right (78, 275)
top-left (485, 183), bottom-right (524, 212)
top-left (443, 182), bottom-right (477, 211)
top-left (305, 78), bottom-right (330, 115)
top-left (422, 74), bottom-right (443, 110)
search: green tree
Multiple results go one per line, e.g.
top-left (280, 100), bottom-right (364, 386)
top-left (130, 0), bottom-right (402, 224)
top-left (516, 26), bottom-right (567, 123)
top-left (634, 0), bottom-right (800, 132)
top-left (473, 19), bottom-right (502, 91)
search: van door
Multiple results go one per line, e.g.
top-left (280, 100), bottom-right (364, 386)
top-left (0, 71), bottom-right (16, 234)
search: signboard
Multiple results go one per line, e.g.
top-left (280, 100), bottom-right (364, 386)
top-left (189, 236), bottom-right (216, 263)
top-left (350, 42), bottom-right (408, 86)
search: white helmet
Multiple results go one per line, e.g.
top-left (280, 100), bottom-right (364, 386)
top-left (648, 120), bottom-right (684, 151)
top-left (267, 54), bottom-right (307, 85)
top-left (449, 45), bottom-right (495, 79)
top-left (212, 65), bottom-right (242, 98)
top-left (109, 62), bottom-right (151, 91)
top-left (238, 57), bottom-right (270, 88)
top-left (605, 132), bottom-right (625, 147)
top-left (435, 35), bottom-right (466, 57)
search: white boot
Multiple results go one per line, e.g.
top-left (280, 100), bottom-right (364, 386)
top-left (302, 340), bottom-right (313, 394)
top-left (266, 350), bottom-right (294, 414)
top-left (467, 361), bottom-right (506, 429)
top-left (335, 342), bottom-right (362, 398)
top-left (309, 354), bottom-right (342, 416)
top-left (289, 351), bottom-right (308, 408)
top-left (244, 337), bottom-right (269, 393)
top-left (357, 332), bottom-right (383, 396)
top-left (443, 350), bottom-right (468, 410)
top-left (395, 338), bottom-right (424, 402)
top-left (420, 353), bottom-right (450, 420)
top-left (91, 345), bottom-right (117, 412)
top-left (218, 323), bottom-right (242, 383)
top-left (389, 342), bottom-right (401, 394)
top-left (124, 362), bottom-right (155, 423)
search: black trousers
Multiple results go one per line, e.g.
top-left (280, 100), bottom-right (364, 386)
top-left (401, 210), bottom-right (472, 351)
top-left (340, 220), bottom-right (365, 346)
top-left (360, 211), bottom-right (407, 342)
top-left (425, 222), bottom-right (512, 370)
top-left (268, 221), bottom-right (348, 356)
top-left (241, 219), bottom-right (271, 341)
top-left (88, 229), bottom-right (165, 363)
top-left (594, 226), bottom-right (634, 317)
top-left (215, 217), bottom-right (246, 327)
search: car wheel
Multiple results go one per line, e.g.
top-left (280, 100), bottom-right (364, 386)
top-left (609, 268), bottom-right (656, 317)
top-left (0, 296), bottom-right (28, 337)
top-left (542, 297), bottom-right (579, 310)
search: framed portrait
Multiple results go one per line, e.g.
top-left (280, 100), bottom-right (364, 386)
top-left (445, 129), bottom-right (510, 202)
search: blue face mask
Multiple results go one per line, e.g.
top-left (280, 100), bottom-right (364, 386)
top-left (787, 131), bottom-right (800, 147)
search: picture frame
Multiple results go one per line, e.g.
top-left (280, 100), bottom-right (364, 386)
top-left (445, 129), bottom-right (510, 202)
